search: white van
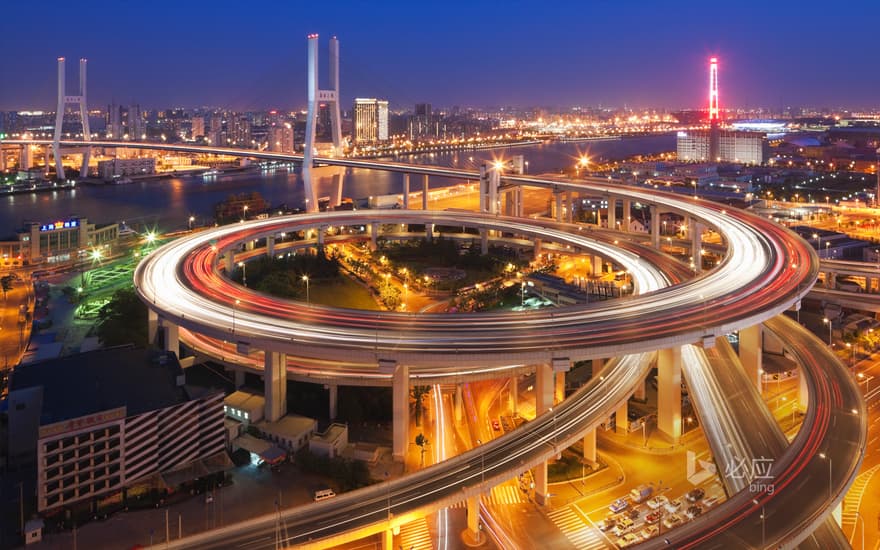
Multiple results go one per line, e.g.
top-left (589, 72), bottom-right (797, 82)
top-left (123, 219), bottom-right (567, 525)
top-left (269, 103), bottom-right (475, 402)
top-left (314, 489), bottom-right (336, 502)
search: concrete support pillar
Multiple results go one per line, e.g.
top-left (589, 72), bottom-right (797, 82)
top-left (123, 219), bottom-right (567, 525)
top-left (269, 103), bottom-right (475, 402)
top-left (425, 223), bottom-right (434, 242)
top-left (739, 324), bottom-right (763, 392)
top-left (422, 174), bottom-right (429, 210)
top-left (607, 196), bottom-right (616, 230)
top-left (370, 222), bottom-right (378, 251)
top-left (828, 272), bottom-right (837, 289)
top-left (634, 378), bottom-right (646, 401)
top-left (480, 229), bottom-right (489, 255)
top-left (266, 236), bottom-right (275, 258)
top-left (555, 371), bottom-right (565, 404)
top-left (316, 226), bottom-right (325, 247)
top-left (381, 528), bottom-right (393, 550)
top-left (402, 173), bottom-right (410, 210)
top-left (454, 384), bottom-right (463, 423)
top-left (264, 351), bottom-right (287, 422)
top-left (534, 363), bottom-right (554, 506)
top-left (615, 401), bottom-right (628, 434)
top-left (20, 145), bottom-right (33, 170)
top-left (392, 364), bottom-right (410, 461)
top-left (583, 428), bottom-right (597, 464)
top-left (691, 219), bottom-right (702, 273)
top-left (867, 277), bottom-right (873, 294)
top-left (516, 187), bottom-right (524, 217)
top-left (592, 255), bottom-right (603, 277)
top-left (0, 149), bottom-right (6, 171)
top-left (651, 205), bottom-right (661, 249)
top-left (509, 375), bottom-right (518, 413)
top-left (567, 192), bottom-right (574, 223)
top-left (592, 357), bottom-right (605, 373)
top-left (832, 502), bottom-right (842, 526)
top-left (479, 165), bottom-right (488, 212)
top-left (797, 366), bottom-right (809, 411)
top-left (163, 322), bottom-right (179, 358)
top-left (657, 346), bottom-right (682, 443)
top-left (148, 308), bottom-right (159, 345)
top-left (245, 240), bottom-right (255, 251)
top-left (534, 238), bottom-right (542, 260)
top-left (234, 369), bottom-right (245, 388)
top-left (466, 496), bottom-right (480, 542)
top-left (622, 199), bottom-right (631, 232)
top-left (489, 167), bottom-right (500, 214)
top-left (328, 384), bottom-right (338, 420)
top-left (224, 252), bottom-right (234, 273)
top-left (555, 192), bottom-right (563, 222)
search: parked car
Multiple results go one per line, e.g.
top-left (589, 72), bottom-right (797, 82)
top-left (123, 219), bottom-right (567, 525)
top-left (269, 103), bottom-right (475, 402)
top-left (611, 516), bottom-right (634, 537)
top-left (686, 488), bottom-right (705, 502)
top-left (686, 505), bottom-right (703, 519)
top-left (630, 484), bottom-right (654, 503)
top-left (628, 505), bottom-right (642, 520)
top-left (597, 515), bottom-right (617, 532)
top-left (703, 496), bottom-right (719, 508)
top-left (645, 510), bottom-right (662, 524)
top-left (662, 513), bottom-right (682, 529)
top-left (491, 419), bottom-right (501, 431)
top-left (617, 533), bottom-right (640, 548)
top-left (609, 498), bottom-right (629, 513)
top-left (640, 525), bottom-right (659, 540)
top-left (646, 495), bottom-right (668, 510)
top-left (664, 498), bottom-right (682, 514)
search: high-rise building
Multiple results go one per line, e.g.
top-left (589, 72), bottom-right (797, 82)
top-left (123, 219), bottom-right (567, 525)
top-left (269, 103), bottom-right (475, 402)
top-left (353, 98), bottom-right (389, 144)
top-left (267, 122), bottom-right (295, 153)
top-left (228, 114), bottom-right (252, 147)
top-left (127, 104), bottom-right (144, 140)
top-left (191, 116), bottom-right (205, 140)
top-left (106, 103), bottom-right (122, 139)
top-left (677, 129), bottom-right (768, 164)
top-left (415, 103), bottom-right (432, 118)
top-left (209, 114), bottom-right (223, 134)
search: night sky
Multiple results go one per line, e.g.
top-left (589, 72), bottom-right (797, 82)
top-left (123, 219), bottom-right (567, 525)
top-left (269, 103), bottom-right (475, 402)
top-left (2, 0), bottom-right (878, 112)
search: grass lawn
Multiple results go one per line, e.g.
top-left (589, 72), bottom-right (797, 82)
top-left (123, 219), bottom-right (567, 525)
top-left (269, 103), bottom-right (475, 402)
top-left (309, 276), bottom-right (382, 310)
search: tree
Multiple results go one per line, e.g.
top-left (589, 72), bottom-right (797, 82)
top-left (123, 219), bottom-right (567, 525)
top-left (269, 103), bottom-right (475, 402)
top-left (95, 288), bottom-right (148, 347)
top-left (0, 275), bottom-right (12, 300)
top-left (411, 385), bottom-right (431, 426)
top-left (415, 433), bottom-right (429, 467)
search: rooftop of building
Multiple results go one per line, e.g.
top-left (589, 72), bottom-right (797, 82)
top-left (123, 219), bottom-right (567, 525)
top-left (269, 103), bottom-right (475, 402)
top-left (8, 345), bottom-right (188, 425)
top-left (257, 414), bottom-right (317, 438)
top-left (224, 390), bottom-right (264, 412)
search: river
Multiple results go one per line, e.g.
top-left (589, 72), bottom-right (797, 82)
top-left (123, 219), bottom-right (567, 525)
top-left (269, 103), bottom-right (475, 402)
top-left (0, 134), bottom-right (674, 236)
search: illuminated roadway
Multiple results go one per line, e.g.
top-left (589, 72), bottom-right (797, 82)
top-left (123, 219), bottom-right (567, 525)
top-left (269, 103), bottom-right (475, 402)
top-left (9, 139), bottom-right (867, 547)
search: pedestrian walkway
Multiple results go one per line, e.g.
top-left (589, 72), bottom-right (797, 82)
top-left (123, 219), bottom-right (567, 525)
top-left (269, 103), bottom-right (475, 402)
top-left (397, 517), bottom-right (433, 550)
top-left (546, 506), bottom-right (610, 549)
top-left (446, 485), bottom-right (524, 509)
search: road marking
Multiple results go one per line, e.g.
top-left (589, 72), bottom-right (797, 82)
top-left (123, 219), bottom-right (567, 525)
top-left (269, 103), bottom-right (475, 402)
top-left (398, 517), bottom-right (433, 550)
top-left (842, 463), bottom-right (880, 542)
top-left (547, 506), bottom-right (611, 549)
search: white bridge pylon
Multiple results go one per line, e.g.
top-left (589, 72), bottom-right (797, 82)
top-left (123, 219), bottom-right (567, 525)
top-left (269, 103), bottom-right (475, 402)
top-left (303, 34), bottom-right (343, 213)
top-left (53, 57), bottom-right (91, 180)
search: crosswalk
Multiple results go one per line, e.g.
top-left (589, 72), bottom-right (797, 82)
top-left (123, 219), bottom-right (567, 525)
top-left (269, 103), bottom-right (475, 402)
top-left (447, 484), bottom-right (525, 508)
top-left (547, 506), bottom-right (610, 550)
top-left (397, 517), bottom-right (433, 550)
top-left (841, 464), bottom-right (880, 536)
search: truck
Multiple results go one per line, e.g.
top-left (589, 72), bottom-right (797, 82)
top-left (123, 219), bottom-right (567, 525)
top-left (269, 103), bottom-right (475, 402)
top-left (630, 484), bottom-right (653, 503)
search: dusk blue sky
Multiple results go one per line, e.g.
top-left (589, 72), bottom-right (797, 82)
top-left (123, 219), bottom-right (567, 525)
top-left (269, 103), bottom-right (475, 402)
top-left (2, 0), bottom-right (878, 112)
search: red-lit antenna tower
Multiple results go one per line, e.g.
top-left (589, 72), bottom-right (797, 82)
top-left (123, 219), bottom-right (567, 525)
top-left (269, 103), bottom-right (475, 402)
top-left (709, 57), bottom-right (720, 123)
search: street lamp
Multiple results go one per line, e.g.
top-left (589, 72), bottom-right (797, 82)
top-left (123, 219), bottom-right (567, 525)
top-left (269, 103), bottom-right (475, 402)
top-left (813, 233), bottom-right (820, 258)
top-left (242, 205), bottom-right (249, 220)
top-left (818, 452), bottom-right (832, 501)
top-left (238, 261), bottom-right (247, 287)
top-left (858, 372), bottom-right (871, 394)
top-left (403, 283), bottom-right (408, 309)
top-left (520, 281), bottom-right (526, 306)
top-left (302, 275), bottom-right (310, 304)
top-left (846, 342), bottom-right (855, 366)
top-left (822, 317), bottom-right (832, 346)
top-left (188, 216), bottom-right (195, 230)
top-left (753, 499), bottom-right (765, 548)
top-left (232, 299), bottom-right (240, 334)
top-left (475, 439), bottom-right (486, 488)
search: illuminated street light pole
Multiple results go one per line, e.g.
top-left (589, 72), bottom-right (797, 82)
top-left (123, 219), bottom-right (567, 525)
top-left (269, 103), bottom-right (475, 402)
top-left (238, 261), bottom-right (247, 287)
top-left (475, 439), bottom-right (485, 488)
top-left (818, 452), bottom-right (832, 501)
top-left (188, 215), bottom-right (195, 230)
top-left (302, 275), bottom-right (310, 304)
top-left (813, 233), bottom-right (821, 258)
top-left (823, 317), bottom-right (832, 346)
top-left (242, 204), bottom-right (249, 221)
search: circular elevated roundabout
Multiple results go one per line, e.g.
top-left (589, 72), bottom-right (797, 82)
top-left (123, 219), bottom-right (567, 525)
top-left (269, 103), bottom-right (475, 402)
top-left (136, 187), bottom-right (865, 549)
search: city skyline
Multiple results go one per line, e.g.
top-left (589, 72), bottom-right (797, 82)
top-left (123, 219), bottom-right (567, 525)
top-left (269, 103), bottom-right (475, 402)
top-left (2, 0), bottom-right (879, 112)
